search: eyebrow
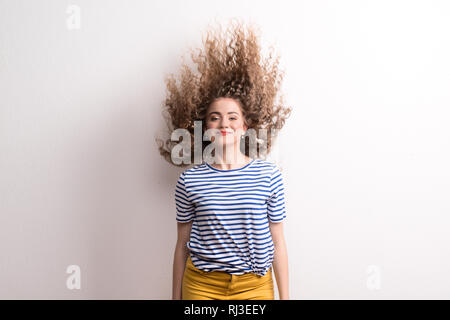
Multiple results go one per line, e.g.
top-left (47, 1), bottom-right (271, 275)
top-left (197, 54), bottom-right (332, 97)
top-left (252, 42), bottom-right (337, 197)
top-left (208, 111), bottom-right (239, 116)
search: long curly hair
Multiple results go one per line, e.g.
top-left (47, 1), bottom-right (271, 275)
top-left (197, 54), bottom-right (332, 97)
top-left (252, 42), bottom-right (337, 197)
top-left (156, 19), bottom-right (292, 167)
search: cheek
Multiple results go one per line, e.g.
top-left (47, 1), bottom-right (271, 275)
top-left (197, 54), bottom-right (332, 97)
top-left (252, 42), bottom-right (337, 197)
top-left (206, 120), bottom-right (217, 128)
top-left (232, 121), bottom-right (243, 129)
top-left (232, 122), bottom-right (245, 133)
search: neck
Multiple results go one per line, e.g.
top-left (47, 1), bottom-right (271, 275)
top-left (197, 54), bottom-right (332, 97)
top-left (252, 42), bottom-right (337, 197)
top-left (209, 145), bottom-right (251, 170)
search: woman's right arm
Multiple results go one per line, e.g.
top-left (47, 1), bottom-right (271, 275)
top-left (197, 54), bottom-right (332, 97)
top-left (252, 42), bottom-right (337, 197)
top-left (172, 221), bottom-right (193, 300)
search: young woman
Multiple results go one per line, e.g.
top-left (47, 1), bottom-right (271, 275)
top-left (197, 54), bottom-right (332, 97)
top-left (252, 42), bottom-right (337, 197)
top-left (156, 19), bottom-right (292, 300)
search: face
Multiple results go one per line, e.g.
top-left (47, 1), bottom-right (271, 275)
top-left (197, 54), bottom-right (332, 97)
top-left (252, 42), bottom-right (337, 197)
top-left (205, 97), bottom-right (248, 147)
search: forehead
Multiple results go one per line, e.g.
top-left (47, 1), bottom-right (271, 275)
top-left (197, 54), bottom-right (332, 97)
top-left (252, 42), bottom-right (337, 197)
top-left (208, 98), bottom-right (242, 115)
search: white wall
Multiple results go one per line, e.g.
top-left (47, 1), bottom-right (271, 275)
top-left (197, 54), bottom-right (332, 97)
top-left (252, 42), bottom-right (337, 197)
top-left (1, 0), bottom-right (450, 299)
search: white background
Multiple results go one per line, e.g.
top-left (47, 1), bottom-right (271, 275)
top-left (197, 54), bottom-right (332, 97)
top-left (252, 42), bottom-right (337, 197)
top-left (1, 0), bottom-right (449, 299)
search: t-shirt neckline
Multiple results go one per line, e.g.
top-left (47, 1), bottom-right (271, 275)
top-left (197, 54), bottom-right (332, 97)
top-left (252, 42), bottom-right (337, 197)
top-left (205, 158), bottom-right (255, 172)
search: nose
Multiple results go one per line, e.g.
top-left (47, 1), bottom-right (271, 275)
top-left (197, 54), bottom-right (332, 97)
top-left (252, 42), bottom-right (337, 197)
top-left (220, 118), bottom-right (230, 129)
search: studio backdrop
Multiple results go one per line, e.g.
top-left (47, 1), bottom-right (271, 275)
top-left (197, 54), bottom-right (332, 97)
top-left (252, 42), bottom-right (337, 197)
top-left (1, 0), bottom-right (449, 299)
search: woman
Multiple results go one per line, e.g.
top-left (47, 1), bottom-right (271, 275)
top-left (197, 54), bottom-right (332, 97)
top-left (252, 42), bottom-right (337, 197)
top-left (156, 19), bottom-right (292, 300)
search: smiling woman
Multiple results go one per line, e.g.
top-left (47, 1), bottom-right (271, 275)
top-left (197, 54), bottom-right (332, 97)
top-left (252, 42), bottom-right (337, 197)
top-left (157, 19), bottom-right (292, 300)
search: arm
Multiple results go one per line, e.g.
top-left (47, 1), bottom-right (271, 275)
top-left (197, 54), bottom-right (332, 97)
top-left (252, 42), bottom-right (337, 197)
top-left (269, 221), bottom-right (289, 300)
top-left (172, 221), bottom-right (193, 300)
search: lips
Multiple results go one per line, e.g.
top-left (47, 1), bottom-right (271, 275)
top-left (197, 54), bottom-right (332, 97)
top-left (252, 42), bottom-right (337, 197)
top-left (220, 130), bottom-right (232, 136)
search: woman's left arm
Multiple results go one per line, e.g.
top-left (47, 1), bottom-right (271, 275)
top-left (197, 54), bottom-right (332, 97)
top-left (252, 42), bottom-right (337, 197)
top-left (269, 221), bottom-right (289, 300)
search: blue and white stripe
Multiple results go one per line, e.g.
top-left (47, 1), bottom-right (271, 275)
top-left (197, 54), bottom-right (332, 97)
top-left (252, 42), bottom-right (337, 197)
top-left (174, 158), bottom-right (286, 276)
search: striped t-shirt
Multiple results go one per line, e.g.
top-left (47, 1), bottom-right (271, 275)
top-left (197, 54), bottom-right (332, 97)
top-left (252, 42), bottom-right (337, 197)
top-left (174, 158), bottom-right (287, 276)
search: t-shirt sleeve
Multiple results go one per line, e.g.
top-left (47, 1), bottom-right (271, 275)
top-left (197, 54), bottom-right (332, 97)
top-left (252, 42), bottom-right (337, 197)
top-left (175, 171), bottom-right (195, 223)
top-left (267, 165), bottom-right (287, 223)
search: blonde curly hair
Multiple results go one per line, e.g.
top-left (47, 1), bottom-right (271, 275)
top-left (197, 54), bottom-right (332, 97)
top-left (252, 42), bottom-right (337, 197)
top-left (156, 19), bottom-right (292, 167)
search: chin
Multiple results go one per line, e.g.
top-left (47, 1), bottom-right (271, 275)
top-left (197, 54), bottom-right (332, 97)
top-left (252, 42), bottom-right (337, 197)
top-left (223, 138), bottom-right (238, 145)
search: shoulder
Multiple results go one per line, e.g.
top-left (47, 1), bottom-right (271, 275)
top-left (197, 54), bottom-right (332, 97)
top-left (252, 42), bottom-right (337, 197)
top-left (177, 162), bottom-right (208, 181)
top-left (252, 158), bottom-right (282, 175)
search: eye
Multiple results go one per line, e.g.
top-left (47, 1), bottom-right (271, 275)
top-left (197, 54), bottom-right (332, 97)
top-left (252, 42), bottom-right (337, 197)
top-left (230, 117), bottom-right (237, 120)
top-left (210, 117), bottom-right (219, 121)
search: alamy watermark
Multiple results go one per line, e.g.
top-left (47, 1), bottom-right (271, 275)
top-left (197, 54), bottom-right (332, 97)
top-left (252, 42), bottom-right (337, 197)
top-left (366, 265), bottom-right (381, 290)
top-left (66, 5), bottom-right (81, 30)
top-left (66, 265), bottom-right (81, 290)
top-left (170, 121), bottom-right (280, 165)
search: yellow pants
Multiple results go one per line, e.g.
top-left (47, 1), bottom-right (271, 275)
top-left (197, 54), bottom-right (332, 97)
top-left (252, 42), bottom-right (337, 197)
top-left (182, 255), bottom-right (274, 300)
